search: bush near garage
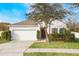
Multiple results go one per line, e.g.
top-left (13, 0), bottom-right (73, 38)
top-left (37, 30), bottom-right (40, 40)
top-left (1, 30), bottom-right (11, 41)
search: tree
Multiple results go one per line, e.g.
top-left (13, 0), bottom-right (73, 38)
top-left (27, 3), bottom-right (70, 41)
top-left (65, 3), bottom-right (79, 32)
top-left (69, 3), bottom-right (79, 8)
top-left (65, 18), bottom-right (79, 32)
top-left (28, 3), bottom-right (69, 24)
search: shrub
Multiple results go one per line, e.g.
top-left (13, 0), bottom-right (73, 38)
top-left (74, 38), bottom-right (79, 43)
top-left (7, 30), bottom-right (11, 41)
top-left (1, 30), bottom-right (11, 41)
top-left (48, 33), bottom-right (59, 42)
top-left (70, 33), bottom-right (75, 41)
top-left (52, 33), bottom-right (59, 41)
top-left (48, 34), bottom-right (52, 42)
top-left (48, 28), bottom-right (76, 42)
top-left (60, 29), bottom-right (75, 42)
top-left (63, 30), bottom-right (71, 41)
top-left (37, 30), bottom-right (40, 40)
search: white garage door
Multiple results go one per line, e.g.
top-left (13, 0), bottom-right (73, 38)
top-left (11, 29), bottom-right (37, 40)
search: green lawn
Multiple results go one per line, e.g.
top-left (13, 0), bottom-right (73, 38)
top-left (24, 52), bottom-right (79, 56)
top-left (30, 41), bottom-right (79, 49)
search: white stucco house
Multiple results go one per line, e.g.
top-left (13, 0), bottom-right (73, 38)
top-left (10, 19), bottom-right (67, 41)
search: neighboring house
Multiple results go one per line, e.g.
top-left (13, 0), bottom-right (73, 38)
top-left (10, 19), bottom-right (67, 41)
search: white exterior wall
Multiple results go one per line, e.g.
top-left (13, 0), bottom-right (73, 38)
top-left (10, 25), bottom-right (39, 41)
top-left (47, 20), bottom-right (67, 34)
top-left (37, 20), bottom-right (67, 34)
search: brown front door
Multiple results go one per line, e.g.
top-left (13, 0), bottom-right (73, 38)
top-left (40, 28), bottom-right (46, 39)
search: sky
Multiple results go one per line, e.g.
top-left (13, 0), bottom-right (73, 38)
top-left (0, 3), bottom-right (79, 24)
top-left (0, 3), bottom-right (30, 24)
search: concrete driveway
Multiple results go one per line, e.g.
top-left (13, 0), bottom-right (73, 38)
top-left (0, 40), bottom-right (34, 56)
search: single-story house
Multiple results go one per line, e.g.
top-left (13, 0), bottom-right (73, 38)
top-left (10, 19), bottom-right (67, 41)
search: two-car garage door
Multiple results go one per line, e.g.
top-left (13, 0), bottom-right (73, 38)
top-left (11, 27), bottom-right (38, 41)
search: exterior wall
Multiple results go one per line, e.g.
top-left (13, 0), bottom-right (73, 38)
top-left (47, 20), bottom-right (67, 34)
top-left (10, 25), bottom-right (39, 40)
top-left (37, 20), bottom-right (67, 34)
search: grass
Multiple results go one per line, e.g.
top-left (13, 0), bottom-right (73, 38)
top-left (30, 41), bottom-right (79, 49)
top-left (24, 52), bottom-right (79, 56)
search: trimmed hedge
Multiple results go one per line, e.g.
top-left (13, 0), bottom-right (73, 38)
top-left (1, 30), bottom-right (11, 41)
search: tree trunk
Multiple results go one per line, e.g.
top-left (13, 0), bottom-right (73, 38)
top-left (45, 27), bottom-right (48, 42)
top-left (49, 23), bottom-right (51, 34)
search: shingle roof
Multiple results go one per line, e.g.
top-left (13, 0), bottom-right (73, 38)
top-left (13, 19), bottom-right (36, 25)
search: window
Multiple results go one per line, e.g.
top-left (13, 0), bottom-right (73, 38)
top-left (52, 28), bottom-right (57, 33)
top-left (60, 28), bottom-right (65, 34)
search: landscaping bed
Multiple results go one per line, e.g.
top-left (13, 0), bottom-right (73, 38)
top-left (30, 41), bottom-right (79, 49)
top-left (24, 52), bottom-right (79, 56)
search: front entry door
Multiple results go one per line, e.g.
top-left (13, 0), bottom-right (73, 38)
top-left (40, 28), bottom-right (46, 39)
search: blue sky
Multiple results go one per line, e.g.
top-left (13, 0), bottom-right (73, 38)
top-left (0, 3), bottom-right (30, 23)
top-left (0, 3), bottom-right (79, 24)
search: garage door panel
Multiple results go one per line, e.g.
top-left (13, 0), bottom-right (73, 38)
top-left (11, 30), bottom-right (37, 40)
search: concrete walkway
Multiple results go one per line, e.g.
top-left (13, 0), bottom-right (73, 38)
top-left (0, 40), bottom-right (34, 56)
top-left (25, 48), bottom-right (79, 54)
